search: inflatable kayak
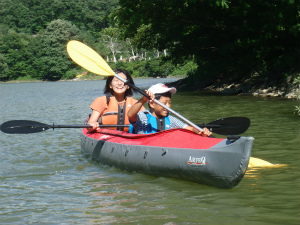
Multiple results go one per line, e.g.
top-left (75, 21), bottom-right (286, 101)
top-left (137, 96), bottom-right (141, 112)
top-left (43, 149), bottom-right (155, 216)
top-left (81, 128), bottom-right (254, 188)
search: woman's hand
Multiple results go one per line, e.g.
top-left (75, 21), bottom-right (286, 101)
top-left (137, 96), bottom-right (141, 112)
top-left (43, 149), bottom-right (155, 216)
top-left (87, 110), bottom-right (101, 132)
top-left (87, 121), bottom-right (99, 131)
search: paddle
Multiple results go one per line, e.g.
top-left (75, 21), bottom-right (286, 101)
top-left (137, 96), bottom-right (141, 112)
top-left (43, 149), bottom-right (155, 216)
top-left (1, 117), bottom-right (249, 135)
top-left (199, 117), bottom-right (250, 135)
top-left (1, 119), bottom-right (272, 167)
top-left (0, 120), bottom-right (129, 134)
top-left (67, 40), bottom-right (204, 132)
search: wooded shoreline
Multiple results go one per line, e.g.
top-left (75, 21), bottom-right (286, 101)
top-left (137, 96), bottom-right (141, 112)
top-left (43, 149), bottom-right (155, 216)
top-left (2, 75), bottom-right (298, 99)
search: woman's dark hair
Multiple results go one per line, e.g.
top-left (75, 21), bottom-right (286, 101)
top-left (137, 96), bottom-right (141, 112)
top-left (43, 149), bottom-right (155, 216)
top-left (104, 69), bottom-right (135, 97)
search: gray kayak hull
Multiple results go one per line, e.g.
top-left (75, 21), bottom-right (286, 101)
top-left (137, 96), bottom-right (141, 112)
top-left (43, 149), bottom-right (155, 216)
top-left (81, 128), bottom-right (254, 188)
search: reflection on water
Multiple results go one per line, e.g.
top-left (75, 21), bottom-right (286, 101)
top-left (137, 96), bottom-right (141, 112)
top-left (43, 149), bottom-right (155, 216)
top-left (0, 79), bottom-right (299, 224)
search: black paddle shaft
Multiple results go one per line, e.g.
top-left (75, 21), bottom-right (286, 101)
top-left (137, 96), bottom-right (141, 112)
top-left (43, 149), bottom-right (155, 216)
top-left (1, 117), bottom-right (250, 135)
top-left (0, 120), bottom-right (129, 134)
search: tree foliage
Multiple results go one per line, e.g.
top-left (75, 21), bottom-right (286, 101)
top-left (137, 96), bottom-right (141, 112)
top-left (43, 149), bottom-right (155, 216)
top-left (0, 0), bottom-right (118, 34)
top-left (0, 28), bottom-right (32, 80)
top-left (30, 19), bottom-right (82, 80)
top-left (0, 0), bottom-right (117, 81)
top-left (0, 0), bottom-right (299, 83)
top-left (100, 27), bottom-right (123, 62)
top-left (116, 0), bottom-right (300, 81)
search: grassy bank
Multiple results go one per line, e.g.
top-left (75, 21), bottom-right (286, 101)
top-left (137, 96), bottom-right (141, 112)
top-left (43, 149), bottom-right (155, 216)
top-left (0, 76), bottom-right (42, 83)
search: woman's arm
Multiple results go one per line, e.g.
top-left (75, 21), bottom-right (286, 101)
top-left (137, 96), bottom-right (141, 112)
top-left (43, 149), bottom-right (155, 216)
top-left (87, 110), bottom-right (101, 131)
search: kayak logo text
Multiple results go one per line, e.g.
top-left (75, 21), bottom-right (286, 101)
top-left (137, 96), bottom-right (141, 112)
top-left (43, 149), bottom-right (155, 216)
top-left (187, 156), bottom-right (207, 166)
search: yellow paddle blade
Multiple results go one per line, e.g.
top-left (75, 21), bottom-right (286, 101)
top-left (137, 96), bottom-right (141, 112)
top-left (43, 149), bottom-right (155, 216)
top-left (67, 40), bottom-right (114, 76)
top-left (248, 157), bottom-right (287, 168)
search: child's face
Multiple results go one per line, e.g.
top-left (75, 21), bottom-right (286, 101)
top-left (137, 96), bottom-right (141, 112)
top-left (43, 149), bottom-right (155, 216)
top-left (150, 96), bottom-right (171, 118)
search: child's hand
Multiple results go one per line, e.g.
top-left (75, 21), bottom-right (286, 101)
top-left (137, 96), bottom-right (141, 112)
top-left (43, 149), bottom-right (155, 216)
top-left (143, 90), bottom-right (155, 103)
top-left (199, 127), bottom-right (212, 137)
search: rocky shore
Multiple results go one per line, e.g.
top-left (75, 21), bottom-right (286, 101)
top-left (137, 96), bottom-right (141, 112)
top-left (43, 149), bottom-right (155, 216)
top-left (171, 75), bottom-right (299, 99)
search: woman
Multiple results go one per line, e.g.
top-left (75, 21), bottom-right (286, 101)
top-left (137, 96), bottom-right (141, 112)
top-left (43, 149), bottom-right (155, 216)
top-left (87, 69), bottom-right (144, 132)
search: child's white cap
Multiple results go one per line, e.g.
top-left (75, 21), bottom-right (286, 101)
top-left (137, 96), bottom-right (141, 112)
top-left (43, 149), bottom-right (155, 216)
top-left (148, 83), bottom-right (177, 95)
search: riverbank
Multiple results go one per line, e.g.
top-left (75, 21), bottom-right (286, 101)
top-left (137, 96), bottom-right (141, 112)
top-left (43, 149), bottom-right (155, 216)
top-left (0, 75), bottom-right (183, 84)
top-left (2, 74), bottom-right (299, 99)
top-left (0, 75), bottom-right (104, 83)
top-left (170, 75), bottom-right (299, 99)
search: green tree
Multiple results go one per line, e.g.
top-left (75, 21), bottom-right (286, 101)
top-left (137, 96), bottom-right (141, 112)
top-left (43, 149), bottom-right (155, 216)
top-left (0, 0), bottom-right (119, 34)
top-left (30, 19), bottom-right (82, 80)
top-left (0, 54), bottom-right (9, 80)
top-left (139, 57), bottom-right (175, 77)
top-left (99, 27), bottom-right (122, 62)
top-left (116, 0), bottom-right (300, 81)
top-left (0, 29), bottom-right (32, 81)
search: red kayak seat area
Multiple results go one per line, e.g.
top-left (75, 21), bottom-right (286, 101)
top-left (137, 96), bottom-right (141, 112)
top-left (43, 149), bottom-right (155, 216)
top-left (83, 128), bottom-right (224, 150)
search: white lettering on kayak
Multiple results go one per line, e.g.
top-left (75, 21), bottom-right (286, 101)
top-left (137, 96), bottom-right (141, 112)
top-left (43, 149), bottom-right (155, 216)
top-left (187, 156), bottom-right (207, 165)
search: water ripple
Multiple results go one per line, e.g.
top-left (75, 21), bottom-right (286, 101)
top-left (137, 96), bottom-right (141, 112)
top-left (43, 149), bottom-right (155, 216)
top-left (1, 81), bottom-right (299, 225)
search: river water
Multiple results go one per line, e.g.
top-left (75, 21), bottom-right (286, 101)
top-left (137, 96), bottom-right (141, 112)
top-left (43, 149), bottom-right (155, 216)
top-left (0, 78), bottom-right (299, 225)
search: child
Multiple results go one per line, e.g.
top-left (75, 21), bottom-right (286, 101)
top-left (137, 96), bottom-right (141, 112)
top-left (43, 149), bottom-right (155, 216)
top-left (127, 83), bottom-right (212, 136)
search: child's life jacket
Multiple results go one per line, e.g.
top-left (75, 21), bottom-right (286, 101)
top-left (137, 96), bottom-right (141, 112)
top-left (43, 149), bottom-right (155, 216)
top-left (144, 112), bottom-right (170, 134)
